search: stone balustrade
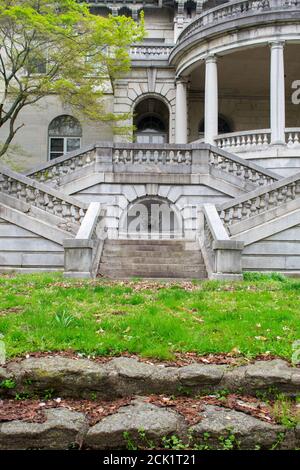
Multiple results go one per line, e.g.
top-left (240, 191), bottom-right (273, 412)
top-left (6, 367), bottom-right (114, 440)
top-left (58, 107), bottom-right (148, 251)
top-left (27, 145), bottom-right (97, 185)
top-left (219, 173), bottom-right (300, 227)
top-left (0, 166), bottom-right (87, 227)
top-left (215, 128), bottom-right (300, 152)
top-left (209, 148), bottom-right (277, 186)
top-left (130, 44), bottom-right (173, 60)
top-left (26, 143), bottom-right (279, 191)
top-left (178, 0), bottom-right (299, 43)
top-left (286, 128), bottom-right (300, 147)
top-left (215, 130), bottom-right (271, 152)
top-left (113, 146), bottom-right (192, 165)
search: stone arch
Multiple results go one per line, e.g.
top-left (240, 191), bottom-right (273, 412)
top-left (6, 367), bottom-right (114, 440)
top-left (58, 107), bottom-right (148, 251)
top-left (119, 195), bottom-right (184, 239)
top-left (114, 79), bottom-right (176, 143)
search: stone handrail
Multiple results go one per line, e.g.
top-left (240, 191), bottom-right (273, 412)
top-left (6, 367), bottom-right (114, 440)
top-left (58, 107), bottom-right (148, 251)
top-left (219, 172), bottom-right (300, 228)
top-left (113, 144), bottom-right (192, 166)
top-left (178, 0), bottom-right (300, 43)
top-left (286, 128), bottom-right (300, 147)
top-left (0, 165), bottom-right (87, 227)
top-left (199, 204), bottom-right (244, 279)
top-left (215, 129), bottom-right (271, 151)
top-left (64, 202), bottom-right (107, 278)
top-left (26, 142), bottom-right (280, 190)
top-left (130, 44), bottom-right (173, 60)
top-left (209, 145), bottom-right (280, 186)
top-left (215, 128), bottom-right (300, 151)
top-left (26, 143), bottom-right (98, 185)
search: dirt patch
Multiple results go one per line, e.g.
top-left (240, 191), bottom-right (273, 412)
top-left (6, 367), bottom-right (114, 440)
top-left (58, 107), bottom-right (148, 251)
top-left (146, 394), bottom-right (275, 425)
top-left (0, 306), bottom-right (24, 317)
top-left (4, 350), bottom-right (289, 367)
top-left (0, 397), bottom-right (132, 425)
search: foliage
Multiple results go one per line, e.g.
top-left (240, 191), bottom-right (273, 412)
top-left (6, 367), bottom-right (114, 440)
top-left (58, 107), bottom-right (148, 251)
top-left (0, 378), bottom-right (16, 389)
top-left (0, 273), bottom-right (300, 360)
top-left (271, 394), bottom-right (300, 429)
top-left (0, 0), bottom-right (145, 156)
top-left (243, 272), bottom-right (287, 282)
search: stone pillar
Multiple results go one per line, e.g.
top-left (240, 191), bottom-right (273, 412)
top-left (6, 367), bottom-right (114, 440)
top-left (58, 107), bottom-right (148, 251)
top-left (205, 55), bottom-right (218, 145)
top-left (270, 41), bottom-right (286, 145)
top-left (175, 78), bottom-right (188, 144)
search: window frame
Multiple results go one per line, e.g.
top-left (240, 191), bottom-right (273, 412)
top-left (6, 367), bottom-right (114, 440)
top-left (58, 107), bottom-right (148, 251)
top-left (48, 136), bottom-right (81, 161)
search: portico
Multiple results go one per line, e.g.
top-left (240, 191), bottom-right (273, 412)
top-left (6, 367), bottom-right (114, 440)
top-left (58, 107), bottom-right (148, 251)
top-left (170, 0), bottom-right (300, 171)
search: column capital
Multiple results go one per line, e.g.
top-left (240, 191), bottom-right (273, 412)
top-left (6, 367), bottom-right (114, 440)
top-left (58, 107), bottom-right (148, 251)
top-left (269, 40), bottom-right (285, 49)
top-left (205, 54), bottom-right (217, 64)
top-left (175, 76), bottom-right (189, 86)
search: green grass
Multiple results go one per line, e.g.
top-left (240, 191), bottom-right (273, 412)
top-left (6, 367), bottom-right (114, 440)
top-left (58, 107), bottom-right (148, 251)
top-left (0, 272), bottom-right (299, 360)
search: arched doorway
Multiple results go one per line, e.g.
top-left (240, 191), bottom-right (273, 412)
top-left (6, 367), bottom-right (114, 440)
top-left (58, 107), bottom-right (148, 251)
top-left (119, 197), bottom-right (183, 239)
top-left (134, 97), bottom-right (169, 144)
top-left (48, 115), bottom-right (82, 160)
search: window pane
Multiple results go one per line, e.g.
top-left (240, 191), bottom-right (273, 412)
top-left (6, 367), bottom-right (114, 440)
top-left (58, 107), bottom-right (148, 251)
top-left (50, 138), bottom-right (64, 152)
top-left (67, 138), bottom-right (81, 152)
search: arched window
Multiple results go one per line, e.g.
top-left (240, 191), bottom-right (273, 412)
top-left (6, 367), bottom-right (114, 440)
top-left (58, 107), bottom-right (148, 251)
top-left (48, 115), bottom-right (82, 160)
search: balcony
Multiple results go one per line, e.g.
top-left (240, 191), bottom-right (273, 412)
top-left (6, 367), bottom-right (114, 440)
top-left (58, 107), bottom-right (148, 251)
top-left (130, 44), bottom-right (174, 65)
top-left (214, 128), bottom-right (300, 152)
top-left (170, 0), bottom-right (300, 64)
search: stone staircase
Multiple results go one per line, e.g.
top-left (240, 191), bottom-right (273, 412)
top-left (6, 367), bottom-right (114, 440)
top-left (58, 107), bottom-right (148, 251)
top-left (98, 239), bottom-right (207, 279)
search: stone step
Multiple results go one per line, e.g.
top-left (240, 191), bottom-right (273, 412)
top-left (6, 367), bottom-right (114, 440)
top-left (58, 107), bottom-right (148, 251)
top-left (99, 268), bottom-right (207, 279)
top-left (107, 239), bottom-right (189, 246)
top-left (100, 273), bottom-right (206, 280)
top-left (101, 255), bottom-right (204, 266)
top-left (0, 397), bottom-right (297, 450)
top-left (100, 255), bottom-right (204, 264)
top-left (100, 240), bottom-right (205, 279)
top-left (104, 243), bottom-right (198, 253)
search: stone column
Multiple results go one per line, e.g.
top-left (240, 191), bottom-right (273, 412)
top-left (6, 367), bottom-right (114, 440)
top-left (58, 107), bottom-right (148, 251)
top-left (270, 41), bottom-right (286, 145)
top-left (175, 78), bottom-right (188, 144)
top-left (205, 55), bottom-right (218, 145)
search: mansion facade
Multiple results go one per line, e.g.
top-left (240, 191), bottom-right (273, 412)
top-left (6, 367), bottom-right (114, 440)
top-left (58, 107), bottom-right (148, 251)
top-left (1, 0), bottom-right (300, 176)
top-left (1, 0), bottom-right (300, 279)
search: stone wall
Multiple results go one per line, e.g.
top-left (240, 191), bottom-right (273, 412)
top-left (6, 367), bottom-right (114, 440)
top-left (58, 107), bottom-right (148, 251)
top-left (0, 217), bottom-right (64, 272)
top-left (0, 95), bottom-right (114, 171)
top-left (242, 225), bottom-right (300, 273)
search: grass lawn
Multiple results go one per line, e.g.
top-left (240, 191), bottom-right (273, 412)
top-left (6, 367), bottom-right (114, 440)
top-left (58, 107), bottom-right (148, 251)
top-left (0, 272), bottom-right (300, 361)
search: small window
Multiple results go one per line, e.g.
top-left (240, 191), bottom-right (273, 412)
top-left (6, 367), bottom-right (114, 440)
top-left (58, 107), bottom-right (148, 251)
top-left (48, 115), bottom-right (82, 160)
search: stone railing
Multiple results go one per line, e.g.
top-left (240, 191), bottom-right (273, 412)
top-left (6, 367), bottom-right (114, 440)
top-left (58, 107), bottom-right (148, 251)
top-left (130, 44), bottom-right (173, 60)
top-left (26, 143), bottom-right (279, 190)
top-left (219, 172), bottom-right (300, 228)
top-left (178, 0), bottom-right (300, 43)
top-left (64, 202), bottom-right (107, 278)
top-left (215, 129), bottom-right (271, 152)
top-left (0, 165), bottom-right (87, 228)
top-left (209, 146), bottom-right (279, 186)
top-left (286, 128), bottom-right (300, 147)
top-left (113, 145), bottom-right (192, 166)
top-left (215, 128), bottom-right (300, 151)
top-left (199, 204), bottom-right (244, 280)
top-left (27, 144), bottom-right (98, 186)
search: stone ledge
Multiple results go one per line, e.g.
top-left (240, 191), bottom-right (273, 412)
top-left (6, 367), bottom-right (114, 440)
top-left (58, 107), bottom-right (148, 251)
top-left (0, 399), bottom-right (299, 450)
top-left (0, 408), bottom-right (88, 450)
top-left (1, 357), bottom-right (299, 399)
